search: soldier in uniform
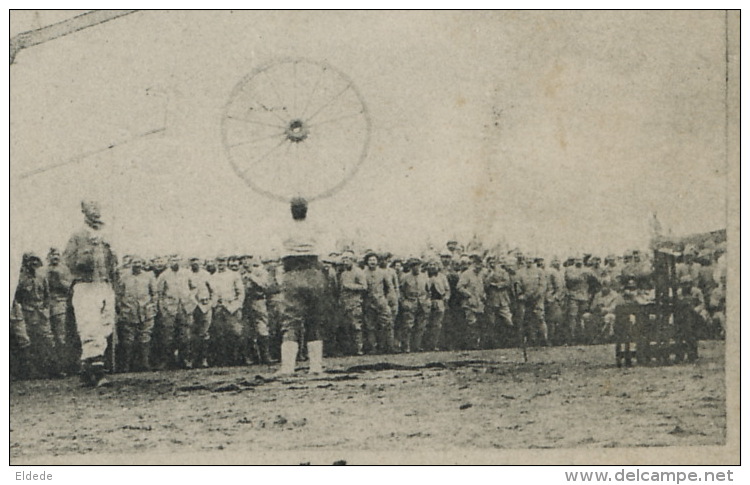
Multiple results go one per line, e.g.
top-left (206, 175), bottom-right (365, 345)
top-left (440, 249), bottom-right (461, 351)
top-left (155, 255), bottom-right (192, 369)
top-left (564, 255), bottom-right (592, 344)
top-left (186, 256), bottom-right (213, 368)
top-left (457, 254), bottom-right (486, 350)
top-left (116, 256), bottom-right (157, 372)
top-left (211, 256), bottom-right (245, 366)
top-left (398, 257), bottom-right (428, 352)
top-left (484, 255), bottom-right (514, 348)
top-left (241, 256), bottom-right (272, 365)
top-left (63, 200), bottom-right (118, 386)
top-left (263, 254), bottom-right (284, 361)
top-left (338, 250), bottom-right (367, 355)
top-left (583, 279), bottom-right (623, 343)
top-left (14, 252), bottom-right (56, 379)
top-left (363, 252), bottom-right (394, 354)
top-left (600, 254), bottom-right (620, 291)
top-left (424, 258), bottom-right (451, 351)
top-left (10, 298), bottom-right (31, 381)
top-left (518, 256), bottom-right (548, 347)
top-left (43, 247), bottom-right (75, 374)
top-left (544, 257), bottom-right (565, 346)
top-left (380, 253), bottom-right (400, 335)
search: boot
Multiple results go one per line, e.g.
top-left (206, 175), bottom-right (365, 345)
top-left (275, 341), bottom-right (298, 375)
top-left (178, 341), bottom-right (192, 369)
top-left (119, 341), bottom-right (133, 373)
top-left (258, 336), bottom-right (271, 365)
top-left (307, 340), bottom-right (324, 374)
top-left (196, 340), bottom-right (209, 368)
top-left (80, 359), bottom-right (108, 387)
top-left (245, 339), bottom-right (260, 366)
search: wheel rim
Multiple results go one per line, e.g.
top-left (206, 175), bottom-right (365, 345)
top-left (221, 58), bottom-right (371, 202)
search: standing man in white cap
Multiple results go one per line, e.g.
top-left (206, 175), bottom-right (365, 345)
top-left (63, 200), bottom-right (118, 386)
top-left (276, 197), bottom-right (328, 374)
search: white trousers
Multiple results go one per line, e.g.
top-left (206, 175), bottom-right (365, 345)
top-left (71, 282), bottom-right (116, 361)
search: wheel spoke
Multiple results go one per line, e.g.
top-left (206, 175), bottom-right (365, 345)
top-left (300, 65), bottom-right (327, 118)
top-left (239, 137), bottom-right (289, 175)
top-left (226, 115), bottom-right (286, 130)
top-left (307, 110), bottom-right (364, 129)
top-left (306, 83), bottom-right (352, 123)
top-left (228, 130), bottom-right (286, 149)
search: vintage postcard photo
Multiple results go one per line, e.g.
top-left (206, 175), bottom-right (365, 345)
top-left (7, 10), bottom-right (740, 466)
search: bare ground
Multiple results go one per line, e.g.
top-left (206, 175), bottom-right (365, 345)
top-left (9, 340), bottom-right (726, 464)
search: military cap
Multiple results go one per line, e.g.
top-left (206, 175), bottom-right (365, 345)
top-left (22, 252), bottom-right (42, 264)
top-left (48, 247), bottom-right (60, 257)
top-left (189, 256), bottom-right (201, 262)
top-left (439, 249), bottom-right (453, 257)
top-left (406, 257), bottom-right (422, 267)
top-left (216, 254), bottom-right (228, 261)
top-left (469, 253), bottom-right (483, 262)
top-left (341, 250), bottom-right (356, 260)
top-left (364, 251), bottom-right (379, 262)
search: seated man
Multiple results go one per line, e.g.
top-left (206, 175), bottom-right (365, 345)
top-left (583, 280), bottom-right (623, 343)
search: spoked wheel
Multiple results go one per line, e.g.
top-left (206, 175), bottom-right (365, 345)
top-left (221, 58), bottom-right (371, 202)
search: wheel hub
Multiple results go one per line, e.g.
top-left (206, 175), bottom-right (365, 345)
top-left (285, 119), bottom-right (309, 143)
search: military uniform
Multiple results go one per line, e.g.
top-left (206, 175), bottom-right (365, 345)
top-left (10, 300), bottom-right (31, 380)
top-left (156, 265), bottom-right (193, 369)
top-left (186, 262), bottom-right (213, 367)
top-left (564, 263), bottom-right (592, 344)
top-left (517, 262), bottom-right (548, 346)
top-left (457, 264), bottom-right (486, 349)
top-left (424, 268), bottom-right (450, 351)
top-left (117, 266), bottom-right (157, 372)
top-left (484, 263), bottom-right (513, 348)
top-left (544, 262), bottom-right (565, 345)
top-left (398, 266), bottom-right (429, 352)
top-left (210, 264), bottom-right (245, 366)
top-left (242, 263), bottom-right (271, 364)
top-left (264, 262), bottom-right (284, 361)
top-left (42, 256), bottom-right (74, 373)
top-left (364, 265), bottom-right (395, 353)
top-left (583, 288), bottom-right (623, 342)
top-left (14, 258), bottom-right (56, 378)
top-left (339, 263), bottom-right (367, 354)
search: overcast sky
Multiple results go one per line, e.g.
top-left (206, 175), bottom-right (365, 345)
top-left (10, 11), bottom-right (729, 262)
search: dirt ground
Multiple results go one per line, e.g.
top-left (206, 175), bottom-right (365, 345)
top-left (10, 340), bottom-right (726, 465)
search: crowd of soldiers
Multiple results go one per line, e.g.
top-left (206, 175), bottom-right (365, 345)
top-left (10, 236), bottom-right (727, 381)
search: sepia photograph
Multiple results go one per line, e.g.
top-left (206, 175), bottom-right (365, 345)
top-left (7, 9), bottom-right (740, 467)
